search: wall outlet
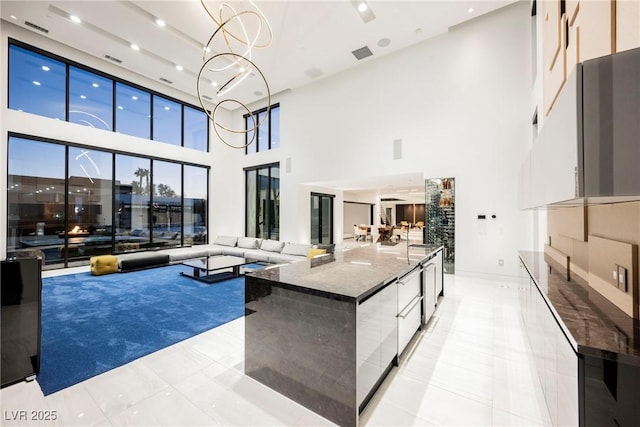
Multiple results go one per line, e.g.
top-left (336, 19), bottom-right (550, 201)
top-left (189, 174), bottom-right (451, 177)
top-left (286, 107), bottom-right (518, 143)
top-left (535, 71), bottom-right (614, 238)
top-left (498, 259), bottom-right (504, 267)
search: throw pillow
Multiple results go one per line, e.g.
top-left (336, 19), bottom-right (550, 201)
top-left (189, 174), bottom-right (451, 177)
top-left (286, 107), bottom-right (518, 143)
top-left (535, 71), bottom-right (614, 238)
top-left (260, 239), bottom-right (285, 253)
top-left (237, 237), bottom-right (260, 249)
top-left (307, 248), bottom-right (327, 259)
top-left (282, 243), bottom-right (311, 256)
top-left (214, 235), bottom-right (238, 247)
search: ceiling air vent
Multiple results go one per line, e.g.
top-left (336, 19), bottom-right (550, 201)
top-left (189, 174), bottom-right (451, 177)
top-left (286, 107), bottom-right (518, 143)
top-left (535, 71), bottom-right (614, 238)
top-left (352, 46), bottom-right (373, 61)
top-left (159, 77), bottom-right (173, 84)
top-left (381, 197), bottom-right (403, 202)
top-left (104, 54), bottom-right (122, 64)
top-left (24, 21), bottom-right (49, 34)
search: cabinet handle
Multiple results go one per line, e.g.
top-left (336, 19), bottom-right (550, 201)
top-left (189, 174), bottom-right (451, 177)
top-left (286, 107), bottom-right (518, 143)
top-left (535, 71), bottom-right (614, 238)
top-left (397, 295), bottom-right (423, 319)
top-left (424, 262), bottom-right (436, 272)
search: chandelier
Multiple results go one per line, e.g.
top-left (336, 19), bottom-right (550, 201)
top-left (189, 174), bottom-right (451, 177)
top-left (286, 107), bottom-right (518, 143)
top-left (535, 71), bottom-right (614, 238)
top-left (197, 0), bottom-right (273, 149)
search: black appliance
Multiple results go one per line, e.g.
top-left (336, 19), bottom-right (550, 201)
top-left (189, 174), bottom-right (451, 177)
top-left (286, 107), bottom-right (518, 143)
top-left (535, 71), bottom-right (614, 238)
top-left (1, 257), bottom-right (42, 388)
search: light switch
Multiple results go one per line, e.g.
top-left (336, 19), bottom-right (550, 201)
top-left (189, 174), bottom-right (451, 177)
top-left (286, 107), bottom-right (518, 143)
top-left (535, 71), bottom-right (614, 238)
top-left (617, 266), bottom-right (628, 292)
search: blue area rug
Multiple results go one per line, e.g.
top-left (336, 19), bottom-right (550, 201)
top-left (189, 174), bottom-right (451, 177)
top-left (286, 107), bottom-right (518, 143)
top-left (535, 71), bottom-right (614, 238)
top-left (37, 264), bottom-right (246, 395)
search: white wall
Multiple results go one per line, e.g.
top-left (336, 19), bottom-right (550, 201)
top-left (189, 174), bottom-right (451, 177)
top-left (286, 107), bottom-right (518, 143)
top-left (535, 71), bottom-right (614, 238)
top-left (235, 1), bottom-right (532, 277)
top-left (1, 3), bottom-right (534, 277)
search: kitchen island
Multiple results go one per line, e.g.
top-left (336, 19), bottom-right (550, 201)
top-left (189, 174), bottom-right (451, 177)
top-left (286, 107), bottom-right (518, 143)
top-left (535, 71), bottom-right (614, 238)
top-left (244, 243), bottom-right (443, 426)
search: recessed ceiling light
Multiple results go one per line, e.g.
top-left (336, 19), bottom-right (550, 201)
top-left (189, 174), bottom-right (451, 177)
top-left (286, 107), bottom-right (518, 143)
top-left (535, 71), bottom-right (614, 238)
top-left (41, 65), bottom-right (50, 71)
top-left (377, 38), bottom-right (391, 48)
top-left (80, 95), bottom-right (86, 99)
top-left (131, 43), bottom-right (140, 51)
top-left (70, 15), bottom-right (81, 24)
top-left (131, 95), bottom-right (138, 100)
top-left (210, 81), bottom-right (218, 87)
top-left (164, 106), bottom-right (170, 111)
top-left (92, 83), bottom-right (99, 88)
top-left (351, 0), bottom-right (375, 23)
top-left (10, 15), bottom-right (17, 20)
top-left (175, 65), bottom-right (183, 71)
top-left (117, 105), bottom-right (123, 110)
top-left (468, 7), bottom-right (474, 13)
top-left (203, 46), bottom-right (211, 53)
top-left (156, 19), bottom-right (165, 27)
top-left (32, 81), bottom-right (41, 86)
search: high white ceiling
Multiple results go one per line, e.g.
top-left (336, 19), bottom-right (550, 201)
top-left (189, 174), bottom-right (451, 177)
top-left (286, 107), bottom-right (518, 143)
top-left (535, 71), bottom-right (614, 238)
top-left (1, 0), bottom-right (512, 202)
top-left (1, 0), bottom-right (514, 112)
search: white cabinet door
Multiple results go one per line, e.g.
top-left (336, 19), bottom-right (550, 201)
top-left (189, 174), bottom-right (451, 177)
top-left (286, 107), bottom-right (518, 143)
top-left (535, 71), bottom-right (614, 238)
top-left (423, 262), bottom-right (437, 322)
top-left (397, 268), bottom-right (422, 356)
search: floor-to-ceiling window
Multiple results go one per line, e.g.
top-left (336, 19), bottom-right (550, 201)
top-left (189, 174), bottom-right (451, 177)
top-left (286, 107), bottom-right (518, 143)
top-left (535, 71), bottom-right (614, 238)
top-left (7, 134), bottom-right (210, 268)
top-left (151, 160), bottom-right (182, 248)
top-left (245, 163), bottom-right (280, 240)
top-left (67, 147), bottom-right (113, 263)
top-left (115, 154), bottom-right (151, 250)
top-left (7, 137), bottom-right (66, 265)
top-left (184, 165), bottom-right (208, 245)
top-left (311, 193), bottom-right (334, 244)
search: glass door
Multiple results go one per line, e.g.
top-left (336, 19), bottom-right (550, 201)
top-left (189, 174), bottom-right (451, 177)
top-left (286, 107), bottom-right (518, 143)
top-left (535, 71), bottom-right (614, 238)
top-left (425, 178), bottom-right (455, 273)
top-left (311, 193), bottom-right (334, 244)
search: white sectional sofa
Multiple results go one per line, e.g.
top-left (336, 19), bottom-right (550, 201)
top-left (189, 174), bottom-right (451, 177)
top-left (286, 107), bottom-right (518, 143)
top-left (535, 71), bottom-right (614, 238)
top-left (117, 235), bottom-right (333, 271)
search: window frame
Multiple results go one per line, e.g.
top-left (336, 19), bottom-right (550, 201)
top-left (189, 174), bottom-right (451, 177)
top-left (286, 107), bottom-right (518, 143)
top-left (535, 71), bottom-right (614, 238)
top-left (7, 39), bottom-right (209, 151)
top-left (244, 103), bottom-right (280, 154)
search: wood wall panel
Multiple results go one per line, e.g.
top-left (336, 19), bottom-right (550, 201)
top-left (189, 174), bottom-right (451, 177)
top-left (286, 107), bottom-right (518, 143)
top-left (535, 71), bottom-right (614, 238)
top-left (616, 0), bottom-right (640, 52)
top-left (544, 14), bottom-right (567, 115)
top-left (588, 235), bottom-right (638, 318)
top-left (579, 0), bottom-right (614, 61)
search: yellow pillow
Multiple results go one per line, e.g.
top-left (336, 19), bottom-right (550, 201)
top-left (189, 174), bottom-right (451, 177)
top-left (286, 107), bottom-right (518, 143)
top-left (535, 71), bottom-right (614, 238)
top-left (307, 248), bottom-right (327, 259)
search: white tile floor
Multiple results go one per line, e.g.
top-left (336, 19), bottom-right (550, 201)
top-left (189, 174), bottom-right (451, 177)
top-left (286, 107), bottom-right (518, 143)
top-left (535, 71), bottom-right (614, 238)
top-left (1, 274), bottom-right (551, 427)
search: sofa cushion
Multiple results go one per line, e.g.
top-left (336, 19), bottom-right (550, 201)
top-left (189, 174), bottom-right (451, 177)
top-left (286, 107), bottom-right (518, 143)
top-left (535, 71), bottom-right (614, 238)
top-left (237, 237), bottom-right (261, 249)
top-left (260, 239), bottom-right (285, 253)
top-left (162, 247), bottom-right (209, 262)
top-left (282, 242), bottom-right (311, 257)
top-left (206, 246), bottom-right (224, 256)
top-left (268, 253), bottom-right (305, 264)
top-left (243, 249), bottom-right (270, 263)
top-left (213, 235), bottom-right (238, 247)
top-left (119, 252), bottom-right (169, 271)
top-left (221, 247), bottom-right (246, 257)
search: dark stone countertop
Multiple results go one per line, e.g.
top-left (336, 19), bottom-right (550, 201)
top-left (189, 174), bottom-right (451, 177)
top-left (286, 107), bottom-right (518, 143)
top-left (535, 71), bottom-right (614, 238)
top-left (247, 243), bottom-right (442, 302)
top-left (519, 251), bottom-right (640, 365)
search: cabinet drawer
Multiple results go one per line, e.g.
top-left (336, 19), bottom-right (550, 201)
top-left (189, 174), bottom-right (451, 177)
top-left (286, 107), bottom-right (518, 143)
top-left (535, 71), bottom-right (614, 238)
top-left (397, 270), bottom-right (421, 310)
top-left (398, 295), bottom-right (422, 356)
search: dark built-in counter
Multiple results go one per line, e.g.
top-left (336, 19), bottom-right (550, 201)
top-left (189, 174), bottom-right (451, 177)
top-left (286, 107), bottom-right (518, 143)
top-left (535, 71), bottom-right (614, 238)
top-left (245, 243), bottom-right (443, 427)
top-left (519, 251), bottom-right (640, 427)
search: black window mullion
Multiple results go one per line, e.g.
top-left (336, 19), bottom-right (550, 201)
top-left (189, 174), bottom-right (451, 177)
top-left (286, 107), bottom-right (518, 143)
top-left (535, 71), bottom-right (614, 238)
top-left (180, 164), bottom-right (184, 246)
top-left (63, 146), bottom-right (70, 267)
top-left (149, 160), bottom-right (154, 246)
top-left (111, 153), bottom-right (116, 254)
top-left (65, 64), bottom-right (70, 122)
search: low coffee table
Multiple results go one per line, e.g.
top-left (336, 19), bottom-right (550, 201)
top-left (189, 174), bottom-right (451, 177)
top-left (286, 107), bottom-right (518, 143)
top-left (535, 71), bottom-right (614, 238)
top-left (180, 255), bottom-right (251, 284)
